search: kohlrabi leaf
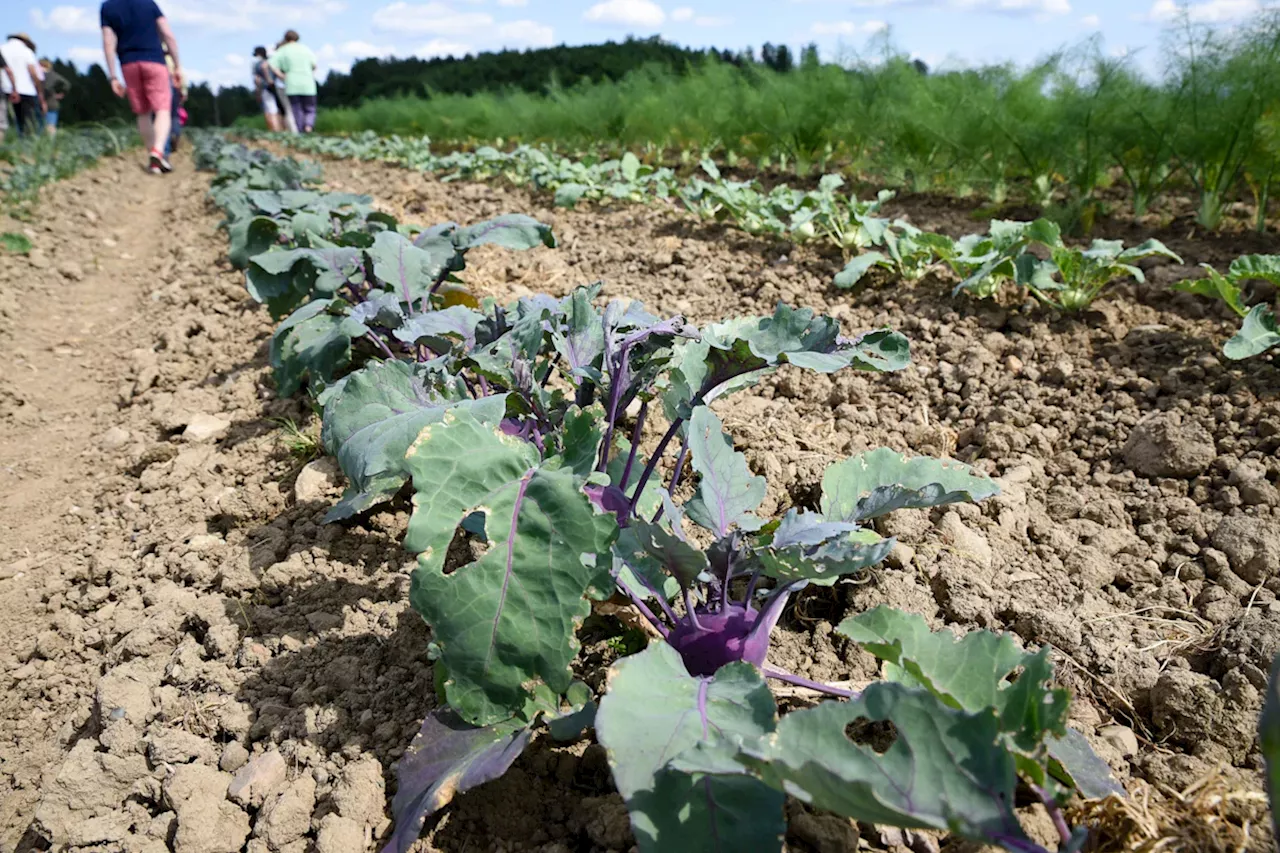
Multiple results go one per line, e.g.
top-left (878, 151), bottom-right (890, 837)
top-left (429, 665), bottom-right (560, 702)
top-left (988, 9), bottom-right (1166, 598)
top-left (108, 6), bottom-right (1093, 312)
top-left (453, 214), bottom-right (556, 251)
top-left (1262, 652), bottom-right (1280, 841)
top-left (554, 183), bottom-right (589, 208)
top-left (1228, 254), bottom-right (1280, 288)
top-left (228, 215), bottom-right (281, 269)
top-left (405, 410), bottom-right (618, 726)
top-left (319, 359), bottom-right (507, 521)
top-left (247, 246), bottom-right (365, 319)
top-left (617, 517), bottom-right (710, 590)
top-left (551, 287), bottom-right (605, 379)
top-left (393, 306), bottom-right (486, 353)
top-left (384, 708), bottom-right (533, 853)
top-left (684, 407), bottom-right (766, 537)
top-left (662, 305), bottom-right (909, 419)
top-left (369, 230), bottom-right (458, 304)
top-left (558, 405), bottom-right (606, 478)
top-left (1047, 728), bottom-right (1125, 800)
top-left (595, 644), bottom-right (784, 853)
top-left (820, 449), bottom-right (999, 524)
top-left (834, 252), bottom-right (891, 289)
top-left (1223, 304), bottom-right (1280, 360)
top-left (269, 298), bottom-right (363, 397)
top-left (1172, 267), bottom-right (1247, 317)
top-left (678, 682), bottom-right (1034, 851)
top-left (836, 606), bottom-right (1069, 769)
top-left (754, 515), bottom-right (892, 583)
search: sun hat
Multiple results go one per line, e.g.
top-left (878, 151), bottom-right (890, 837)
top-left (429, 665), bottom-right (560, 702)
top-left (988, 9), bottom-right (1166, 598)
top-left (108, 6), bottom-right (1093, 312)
top-left (7, 33), bottom-right (36, 51)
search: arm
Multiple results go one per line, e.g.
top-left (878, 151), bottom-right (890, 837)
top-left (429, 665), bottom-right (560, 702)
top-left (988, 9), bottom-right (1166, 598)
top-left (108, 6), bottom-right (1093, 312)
top-left (28, 63), bottom-right (46, 112)
top-left (269, 54), bottom-right (287, 82)
top-left (156, 17), bottom-right (182, 89)
top-left (102, 26), bottom-right (125, 98)
top-left (3, 66), bottom-right (16, 104)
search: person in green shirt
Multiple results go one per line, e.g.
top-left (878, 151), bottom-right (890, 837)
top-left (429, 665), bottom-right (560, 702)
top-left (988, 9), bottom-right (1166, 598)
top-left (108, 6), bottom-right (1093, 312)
top-left (268, 30), bottom-right (318, 133)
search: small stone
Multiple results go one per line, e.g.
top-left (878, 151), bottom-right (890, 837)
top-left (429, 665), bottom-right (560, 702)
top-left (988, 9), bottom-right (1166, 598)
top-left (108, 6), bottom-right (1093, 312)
top-left (1211, 514), bottom-right (1280, 584)
top-left (1004, 355), bottom-right (1024, 375)
top-left (886, 542), bottom-right (915, 570)
top-left (100, 426), bottom-right (131, 449)
top-left (315, 814), bottom-right (364, 853)
top-left (148, 729), bottom-right (217, 765)
top-left (228, 749), bottom-right (287, 808)
top-left (1098, 724), bottom-right (1138, 757)
top-left (163, 764), bottom-right (250, 853)
top-left (58, 262), bottom-right (85, 281)
top-left (257, 776), bottom-right (317, 847)
top-left (938, 512), bottom-right (993, 571)
top-left (220, 742), bottom-right (249, 773)
top-left (332, 757), bottom-right (385, 824)
top-left (183, 414), bottom-right (231, 444)
top-left (1123, 412), bottom-right (1216, 478)
top-left (293, 456), bottom-right (342, 503)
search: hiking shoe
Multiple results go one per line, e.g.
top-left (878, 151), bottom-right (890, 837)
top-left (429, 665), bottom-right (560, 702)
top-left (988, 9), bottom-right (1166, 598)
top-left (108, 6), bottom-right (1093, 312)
top-left (147, 163), bottom-right (162, 175)
top-left (149, 151), bottom-right (172, 174)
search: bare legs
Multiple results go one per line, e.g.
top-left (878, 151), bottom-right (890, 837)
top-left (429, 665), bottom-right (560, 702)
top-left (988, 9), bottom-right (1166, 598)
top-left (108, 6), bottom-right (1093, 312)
top-left (137, 109), bottom-right (171, 155)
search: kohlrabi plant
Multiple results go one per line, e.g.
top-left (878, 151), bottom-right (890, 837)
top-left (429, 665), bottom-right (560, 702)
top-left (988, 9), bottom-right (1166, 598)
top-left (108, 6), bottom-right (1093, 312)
top-left (1037, 237), bottom-right (1182, 311)
top-left (1173, 254), bottom-right (1280, 359)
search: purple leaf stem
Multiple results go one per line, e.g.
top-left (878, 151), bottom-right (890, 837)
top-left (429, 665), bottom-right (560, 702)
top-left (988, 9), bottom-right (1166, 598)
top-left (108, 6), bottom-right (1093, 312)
top-left (478, 376), bottom-right (490, 397)
top-left (762, 667), bottom-right (858, 700)
top-left (619, 401), bottom-right (648, 489)
top-left (597, 343), bottom-right (632, 473)
top-left (625, 561), bottom-right (680, 624)
top-left (1032, 785), bottom-right (1072, 845)
top-left (540, 353), bottom-right (560, 389)
top-left (364, 332), bottom-right (397, 361)
top-left (743, 570), bottom-right (763, 609)
top-left (682, 588), bottom-right (703, 632)
top-left (668, 431), bottom-right (691, 495)
top-left (626, 416), bottom-right (684, 523)
top-left (613, 575), bottom-right (670, 638)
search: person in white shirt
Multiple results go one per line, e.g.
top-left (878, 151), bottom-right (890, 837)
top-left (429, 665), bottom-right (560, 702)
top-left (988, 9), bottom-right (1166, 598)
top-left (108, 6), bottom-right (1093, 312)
top-left (0, 50), bottom-right (19, 136)
top-left (0, 33), bottom-right (45, 137)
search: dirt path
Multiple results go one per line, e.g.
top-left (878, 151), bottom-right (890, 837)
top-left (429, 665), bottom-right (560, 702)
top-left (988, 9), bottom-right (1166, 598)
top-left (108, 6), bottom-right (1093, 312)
top-left (0, 147), bottom-right (1273, 853)
top-left (0, 154), bottom-right (191, 843)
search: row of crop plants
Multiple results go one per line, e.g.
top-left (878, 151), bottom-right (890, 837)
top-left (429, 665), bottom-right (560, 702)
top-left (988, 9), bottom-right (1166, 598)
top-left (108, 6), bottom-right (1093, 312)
top-left (0, 125), bottom-right (137, 218)
top-left (263, 131), bottom-right (1280, 362)
top-left (294, 15), bottom-right (1280, 236)
top-left (190, 132), bottom-right (1280, 852)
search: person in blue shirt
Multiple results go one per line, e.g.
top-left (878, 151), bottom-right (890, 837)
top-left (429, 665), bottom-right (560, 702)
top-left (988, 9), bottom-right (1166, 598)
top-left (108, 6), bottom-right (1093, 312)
top-left (99, 0), bottom-right (183, 174)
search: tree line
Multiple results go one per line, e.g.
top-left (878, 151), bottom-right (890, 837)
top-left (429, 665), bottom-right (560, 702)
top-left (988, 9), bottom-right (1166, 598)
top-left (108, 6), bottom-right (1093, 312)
top-left (44, 36), bottom-right (832, 129)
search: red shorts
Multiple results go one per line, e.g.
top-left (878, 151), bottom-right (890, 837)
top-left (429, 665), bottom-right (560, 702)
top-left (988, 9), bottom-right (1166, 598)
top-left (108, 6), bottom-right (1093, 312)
top-left (122, 61), bottom-right (172, 115)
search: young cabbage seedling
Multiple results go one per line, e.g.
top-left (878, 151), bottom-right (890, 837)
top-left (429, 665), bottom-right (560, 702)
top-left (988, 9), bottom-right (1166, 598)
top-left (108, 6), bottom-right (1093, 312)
top-left (1173, 254), bottom-right (1280, 359)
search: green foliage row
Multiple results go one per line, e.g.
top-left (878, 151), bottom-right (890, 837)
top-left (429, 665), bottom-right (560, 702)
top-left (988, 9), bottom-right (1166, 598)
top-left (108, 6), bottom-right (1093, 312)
top-left (300, 14), bottom-right (1280, 232)
top-left (266, 128), bottom-right (1280, 360)
top-left (0, 126), bottom-right (138, 217)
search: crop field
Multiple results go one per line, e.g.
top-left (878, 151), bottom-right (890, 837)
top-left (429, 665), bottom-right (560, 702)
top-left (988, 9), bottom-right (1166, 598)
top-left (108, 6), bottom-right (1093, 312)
top-left (0, 111), bottom-right (1277, 853)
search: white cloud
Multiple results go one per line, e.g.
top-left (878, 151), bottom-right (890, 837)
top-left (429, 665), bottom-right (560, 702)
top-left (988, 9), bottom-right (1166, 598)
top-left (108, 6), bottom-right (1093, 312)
top-left (1080, 12), bottom-right (1101, 24)
top-left (161, 0), bottom-right (347, 34)
top-left (339, 40), bottom-right (397, 57)
top-left (583, 0), bottom-right (666, 27)
top-left (417, 38), bottom-right (473, 57)
top-left (66, 46), bottom-right (104, 67)
top-left (498, 20), bottom-right (556, 46)
top-left (30, 5), bottom-right (99, 34)
top-left (371, 2), bottom-right (493, 35)
top-left (671, 6), bottom-right (695, 19)
top-left (840, 0), bottom-right (1071, 14)
top-left (811, 19), bottom-right (888, 34)
top-left (497, 0), bottom-right (528, 5)
top-left (1147, 0), bottom-right (1261, 21)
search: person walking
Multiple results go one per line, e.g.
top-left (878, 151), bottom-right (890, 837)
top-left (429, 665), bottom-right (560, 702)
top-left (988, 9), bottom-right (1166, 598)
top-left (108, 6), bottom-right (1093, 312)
top-left (99, 0), bottom-right (183, 174)
top-left (162, 44), bottom-right (185, 155)
top-left (269, 31), bottom-right (318, 134)
top-left (252, 47), bottom-right (283, 132)
top-left (0, 33), bottom-right (46, 137)
top-left (0, 51), bottom-right (18, 137)
top-left (38, 59), bottom-right (70, 135)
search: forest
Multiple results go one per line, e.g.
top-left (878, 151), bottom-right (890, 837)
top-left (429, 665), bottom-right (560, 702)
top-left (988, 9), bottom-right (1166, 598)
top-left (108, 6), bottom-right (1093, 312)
top-left (42, 37), bottom-right (806, 130)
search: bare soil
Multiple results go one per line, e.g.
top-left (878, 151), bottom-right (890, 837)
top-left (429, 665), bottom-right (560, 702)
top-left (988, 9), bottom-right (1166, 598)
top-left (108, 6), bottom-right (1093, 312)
top-left (0, 148), bottom-right (1276, 853)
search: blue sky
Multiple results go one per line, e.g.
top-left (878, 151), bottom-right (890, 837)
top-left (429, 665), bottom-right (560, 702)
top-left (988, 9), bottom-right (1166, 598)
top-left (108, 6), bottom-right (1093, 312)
top-left (1, 0), bottom-right (1272, 89)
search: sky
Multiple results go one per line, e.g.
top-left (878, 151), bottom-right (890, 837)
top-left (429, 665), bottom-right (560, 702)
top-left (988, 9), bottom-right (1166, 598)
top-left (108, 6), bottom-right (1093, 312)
top-left (0, 0), bottom-right (1273, 90)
